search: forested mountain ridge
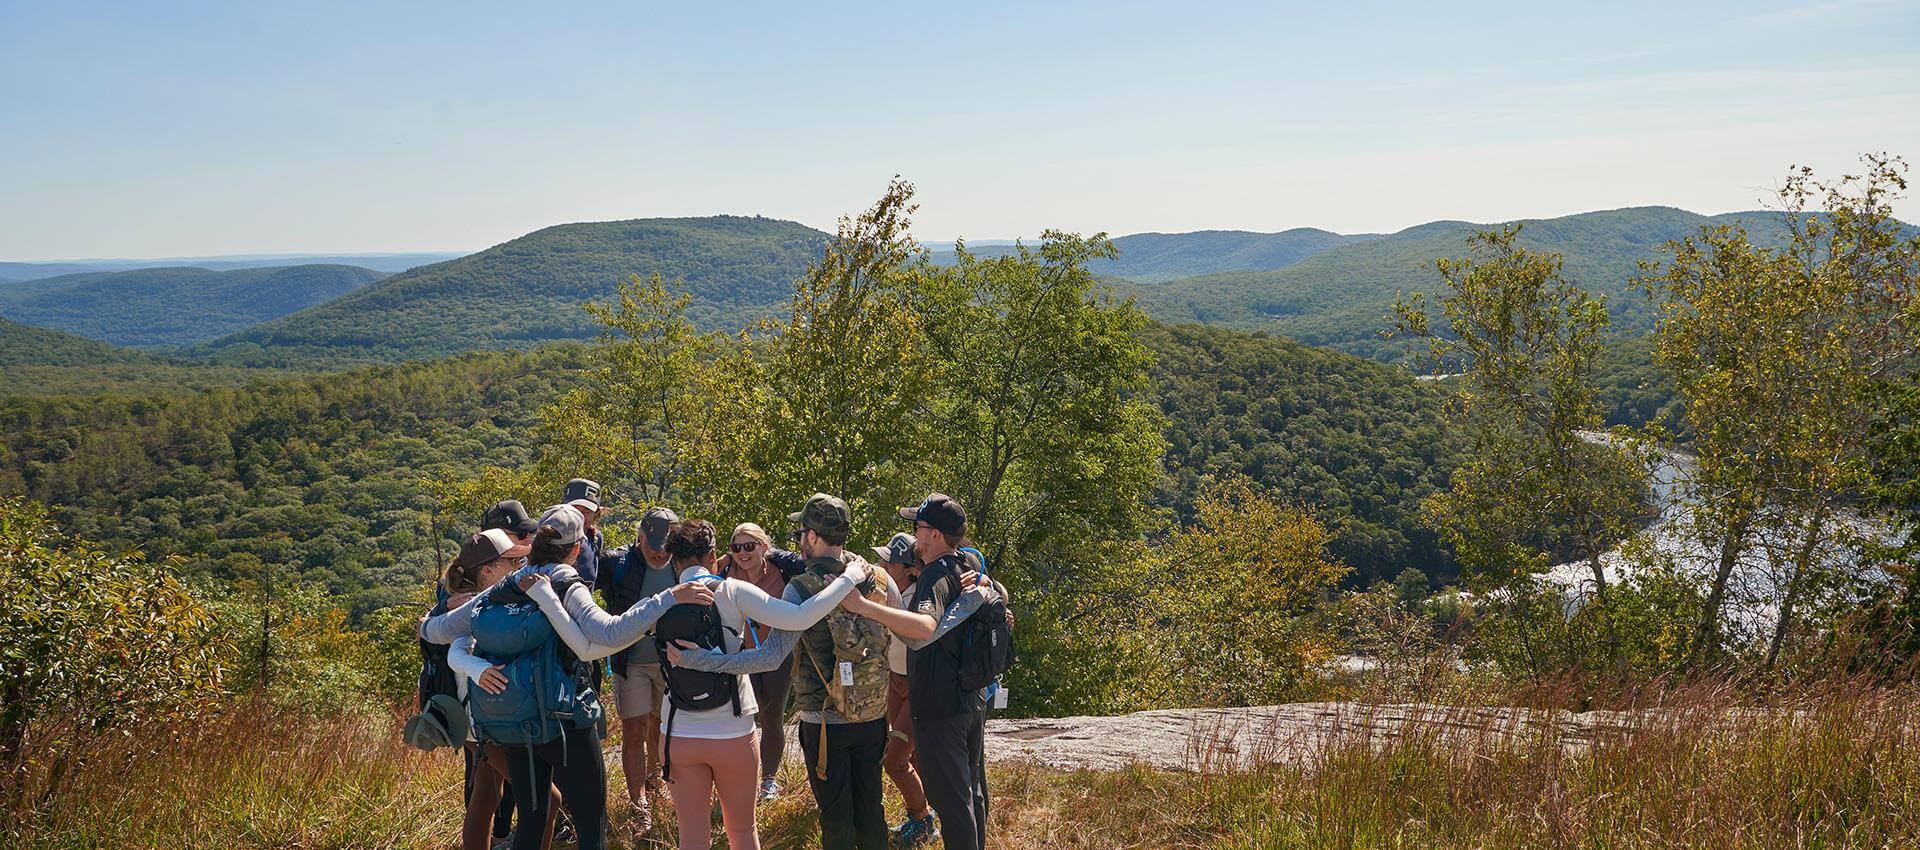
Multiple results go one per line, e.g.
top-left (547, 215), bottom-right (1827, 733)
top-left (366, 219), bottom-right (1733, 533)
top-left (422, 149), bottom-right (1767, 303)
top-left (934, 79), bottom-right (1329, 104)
top-left (0, 321), bottom-right (1459, 617)
top-left (0, 316), bottom-right (155, 367)
top-left (193, 216), bottom-right (833, 367)
top-left (0, 264), bottom-right (385, 348)
top-left (0, 251), bottom-right (462, 283)
top-left (1135, 207), bottom-right (1794, 361)
top-left (932, 228), bottom-right (1380, 283)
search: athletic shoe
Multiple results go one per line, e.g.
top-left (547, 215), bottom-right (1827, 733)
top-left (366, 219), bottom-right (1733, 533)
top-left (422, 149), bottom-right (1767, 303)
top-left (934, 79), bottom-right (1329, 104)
top-left (628, 796), bottom-right (653, 837)
top-left (893, 812), bottom-right (939, 848)
top-left (757, 777), bottom-right (782, 802)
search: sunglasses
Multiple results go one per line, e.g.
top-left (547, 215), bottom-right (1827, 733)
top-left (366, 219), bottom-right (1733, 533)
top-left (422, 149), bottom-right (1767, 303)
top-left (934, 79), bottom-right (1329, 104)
top-left (729, 542), bottom-right (762, 553)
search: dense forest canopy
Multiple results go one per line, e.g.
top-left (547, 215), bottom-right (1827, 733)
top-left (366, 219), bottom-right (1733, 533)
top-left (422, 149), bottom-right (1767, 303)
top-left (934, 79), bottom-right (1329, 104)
top-left (0, 318), bottom-right (1463, 620)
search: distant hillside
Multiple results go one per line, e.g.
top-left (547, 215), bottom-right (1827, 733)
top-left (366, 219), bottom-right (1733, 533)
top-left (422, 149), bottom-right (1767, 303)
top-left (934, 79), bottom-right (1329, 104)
top-left (195, 216), bottom-right (830, 366)
top-left (0, 316), bottom-right (153, 367)
top-left (0, 264), bottom-right (385, 348)
top-left (933, 228), bottom-right (1378, 283)
top-left (1135, 207), bottom-right (1793, 362)
top-left (0, 315), bottom-right (303, 396)
top-left (0, 252), bottom-right (463, 283)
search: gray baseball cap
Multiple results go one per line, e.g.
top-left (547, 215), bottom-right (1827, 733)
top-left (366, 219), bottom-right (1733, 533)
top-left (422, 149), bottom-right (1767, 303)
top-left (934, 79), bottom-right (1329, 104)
top-left (640, 506), bottom-right (681, 550)
top-left (537, 504), bottom-right (586, 546)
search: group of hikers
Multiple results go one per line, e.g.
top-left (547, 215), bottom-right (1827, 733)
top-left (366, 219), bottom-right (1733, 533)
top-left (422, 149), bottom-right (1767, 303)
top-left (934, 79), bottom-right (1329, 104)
top-left (405, 477), bottom-right (1013, 850)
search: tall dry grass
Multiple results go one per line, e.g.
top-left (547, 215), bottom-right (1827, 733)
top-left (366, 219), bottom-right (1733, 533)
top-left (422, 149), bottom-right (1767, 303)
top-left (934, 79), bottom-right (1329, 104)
top-left (11, 681), bottom-right (1919, 849)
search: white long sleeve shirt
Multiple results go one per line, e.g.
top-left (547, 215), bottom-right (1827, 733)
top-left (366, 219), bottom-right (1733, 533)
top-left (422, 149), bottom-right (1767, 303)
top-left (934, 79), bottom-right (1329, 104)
top-left (529, 563), bottom-right (862, 738)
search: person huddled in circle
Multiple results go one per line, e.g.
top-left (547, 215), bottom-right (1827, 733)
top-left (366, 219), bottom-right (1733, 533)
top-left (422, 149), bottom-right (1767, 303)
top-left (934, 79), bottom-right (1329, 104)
top-left (425, 505), bottom-right (716, 850)
top-left (714, 521), bottom-right (808, 801)
top-left (534, 518), bottom-right (867, 850)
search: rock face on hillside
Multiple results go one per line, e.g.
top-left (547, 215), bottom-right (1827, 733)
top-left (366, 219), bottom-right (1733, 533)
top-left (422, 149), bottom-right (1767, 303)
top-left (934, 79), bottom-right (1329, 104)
top-left (977, 703), bottom-right (1654, 772)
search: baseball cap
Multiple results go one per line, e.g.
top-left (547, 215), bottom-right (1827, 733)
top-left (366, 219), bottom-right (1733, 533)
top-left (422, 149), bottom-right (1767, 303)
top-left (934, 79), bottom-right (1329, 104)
top-left (788, 493), bottom-right (852, 539)
top-left (640, 506), bottom-right (681, 551)
top-left (870, 531), bottom-right (917, 566)
top-left (899, 492), bottom-right (966, 536)
top-left (481, 500), bottom-right (537, 536)
top-left (562, 478), bottom-right (602, 513)
top-left (537, 504), bottom-right (586, 546)
top-left (456, 528), bottom-right (530, 571)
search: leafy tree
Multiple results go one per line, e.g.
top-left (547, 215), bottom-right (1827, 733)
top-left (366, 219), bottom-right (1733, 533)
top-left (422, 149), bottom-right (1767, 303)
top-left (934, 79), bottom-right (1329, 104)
top-left (1643, 155), bottom-right (1919, 668)
top-left (919, 232), bottom-right (1166, 562)
top-left (1395, 226), bottom-right (1647, 668)
top-left (1142, 476), bottom-right (1348, 706)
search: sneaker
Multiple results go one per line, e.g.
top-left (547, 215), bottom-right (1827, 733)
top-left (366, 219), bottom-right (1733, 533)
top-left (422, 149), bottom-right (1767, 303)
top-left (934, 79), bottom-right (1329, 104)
top-left (628, 796), bottom-right (653, 838)
top-left (893, 813), bottom-right (939, 848)
top-left (757, 777), bottom-right (782, 802)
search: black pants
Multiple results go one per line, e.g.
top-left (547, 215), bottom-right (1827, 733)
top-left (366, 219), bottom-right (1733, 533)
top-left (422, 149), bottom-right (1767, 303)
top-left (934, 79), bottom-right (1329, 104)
top-left (503, 727), bottom-right (605, 850)
top-left (913, 710), bottom-right (988, 850)
top-left (462, 746), bottom-right (516, 838)
top-left (749, 654), bottom-right (796, 779)
top-left (798, 718), bottom-right (889, 850)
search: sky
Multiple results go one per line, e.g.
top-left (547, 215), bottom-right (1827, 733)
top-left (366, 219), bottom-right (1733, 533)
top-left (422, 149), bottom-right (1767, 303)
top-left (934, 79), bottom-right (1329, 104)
top-left (2, 1), bottom-right (1917, 260)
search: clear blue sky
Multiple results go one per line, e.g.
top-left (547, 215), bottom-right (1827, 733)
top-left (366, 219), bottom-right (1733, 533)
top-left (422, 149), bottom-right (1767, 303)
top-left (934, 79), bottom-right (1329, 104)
top-left (3, 1), bottom-right (1916, 259)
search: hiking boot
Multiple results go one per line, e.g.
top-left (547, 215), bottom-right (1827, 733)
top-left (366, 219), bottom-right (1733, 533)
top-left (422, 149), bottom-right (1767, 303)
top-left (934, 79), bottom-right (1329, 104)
top-left (893, 812), bottom-right (938, 848)
top-left (756, 777), bottom-right (782, 803)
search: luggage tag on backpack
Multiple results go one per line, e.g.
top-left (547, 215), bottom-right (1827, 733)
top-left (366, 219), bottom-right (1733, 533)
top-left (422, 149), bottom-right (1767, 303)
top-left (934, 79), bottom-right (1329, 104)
top-left (839, 661), bottom-right (854, 687)
top-left (993, 686), bottom-right (1010, 709)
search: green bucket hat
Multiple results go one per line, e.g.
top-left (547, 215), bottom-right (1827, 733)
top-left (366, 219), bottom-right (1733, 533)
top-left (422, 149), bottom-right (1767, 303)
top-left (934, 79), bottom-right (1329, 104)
top-left (403, 693), bottom-right (469, 751)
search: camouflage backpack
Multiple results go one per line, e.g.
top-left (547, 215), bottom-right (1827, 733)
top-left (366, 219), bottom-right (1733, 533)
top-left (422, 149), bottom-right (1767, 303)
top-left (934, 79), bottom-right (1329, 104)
top-left (789, 553), bottom-right (893, 724)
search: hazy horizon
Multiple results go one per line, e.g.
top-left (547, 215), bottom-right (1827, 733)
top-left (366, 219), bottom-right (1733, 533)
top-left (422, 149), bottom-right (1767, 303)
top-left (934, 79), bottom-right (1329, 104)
top-left (4, 1), bottom-right (1915, 259)
top-left (0, 202), bottom-right (1796, 264)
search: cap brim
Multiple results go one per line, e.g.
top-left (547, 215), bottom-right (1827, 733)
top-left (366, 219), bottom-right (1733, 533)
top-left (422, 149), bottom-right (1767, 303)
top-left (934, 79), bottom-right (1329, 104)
top-left (512, 520), bottom-right (538, 535)
top-left (566, 499), bottom-right (600, 513)
top-left (897, 507), bottom-right (920, 522)
top-left (870, 546), bottom-right (892, 563)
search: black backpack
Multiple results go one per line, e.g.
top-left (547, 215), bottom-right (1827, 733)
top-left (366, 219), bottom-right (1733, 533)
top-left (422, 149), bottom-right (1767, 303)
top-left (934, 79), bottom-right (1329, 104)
top-left (947, 549), bottom-right (1014, 693)
top-left (415, 598), bottom-right (458, 710)
top-left (652, 580), bottom-right (741, 780)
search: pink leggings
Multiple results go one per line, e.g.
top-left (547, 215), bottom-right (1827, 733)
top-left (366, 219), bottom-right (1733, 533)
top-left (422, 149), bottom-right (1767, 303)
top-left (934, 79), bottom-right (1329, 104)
top-left (666, 732), bottom-right (760, 850)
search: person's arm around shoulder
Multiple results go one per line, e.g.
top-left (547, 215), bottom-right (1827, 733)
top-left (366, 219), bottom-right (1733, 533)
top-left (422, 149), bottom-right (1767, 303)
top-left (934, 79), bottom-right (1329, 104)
top-left (420, 592), bottom-right (482, 644)
top-left (729, 562), bottom-right (864, 631)
top-left (522, 571), bottom-right (623, 661)
top-left (664, 581), bottom-right (808, 674)
top-left (449, 635), bottom-right (508, 694)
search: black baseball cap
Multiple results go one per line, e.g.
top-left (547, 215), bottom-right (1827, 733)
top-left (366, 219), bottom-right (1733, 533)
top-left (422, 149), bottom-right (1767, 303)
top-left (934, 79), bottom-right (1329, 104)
top-left (481, 500), bottom-right (538, 536)
top-left (563, 478), bottom-right (602, 513)
top-left (640, 506), bottom-right (681, 550)
top-left (899, 492), bottom-right (966, 536)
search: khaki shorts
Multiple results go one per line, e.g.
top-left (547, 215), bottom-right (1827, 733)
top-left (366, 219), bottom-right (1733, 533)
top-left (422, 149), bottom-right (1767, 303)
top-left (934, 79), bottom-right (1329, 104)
top-left (612, 663), bottom-right (668, 720)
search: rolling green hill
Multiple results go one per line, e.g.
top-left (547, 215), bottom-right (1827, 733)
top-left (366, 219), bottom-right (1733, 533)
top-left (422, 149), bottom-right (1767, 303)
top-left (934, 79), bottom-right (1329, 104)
top-left (0, 316), bottom-right (154, 367)
top-left (195, 216), bottom-right (831, 366)
top-left (933, 228), bottom-right (1379, 283)
top-left (0, 316), bottom-right (298, 396)
top-left (1134, 207), bottom-right (1792, 362)
top-left (0, 264), bottom-right (385, 348)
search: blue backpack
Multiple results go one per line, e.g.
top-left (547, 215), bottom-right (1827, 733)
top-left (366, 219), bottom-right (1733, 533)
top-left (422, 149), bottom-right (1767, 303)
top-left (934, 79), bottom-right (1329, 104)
top-left (466, 571), bottom-right (602, 747)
